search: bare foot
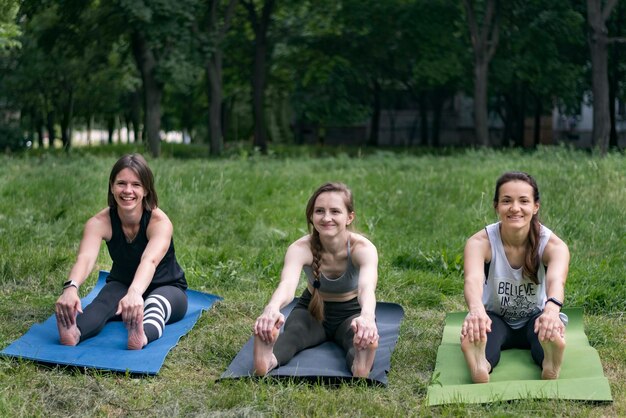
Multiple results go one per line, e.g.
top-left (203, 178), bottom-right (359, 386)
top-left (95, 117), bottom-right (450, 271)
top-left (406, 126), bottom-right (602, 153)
top-left (352, 338), bottom-right (378, 378)
top-left (541, 334), bottom-right (565, 379)
top-left (461, 336), bottom-right (491, 383)
top-left (127, 321), bottom-right (148, 350)
top-left (253, 327), bottom-right (279, 375)
top-left (57, 322), bottom-right (80, 346)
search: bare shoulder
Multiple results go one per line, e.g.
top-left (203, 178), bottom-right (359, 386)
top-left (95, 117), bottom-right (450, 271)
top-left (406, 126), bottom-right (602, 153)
top-left (146, 208), bottom-right (173, 241)
top-left (87, 208), bottom-right (111, 229)
top-left (350, 233), bottom-right (378, 266)
top-left (84, 208), bottom-right (112, 239)
top-left (350, 233), bottom-right (377, 253)
top-left (285, 235), bottom-right (313, 264)
top-left (465, 229), bottom-right (491, 261)
top-left (150, 207), bottom-right (172, 224)
top-left (544, 231), bottom-right (569, 261)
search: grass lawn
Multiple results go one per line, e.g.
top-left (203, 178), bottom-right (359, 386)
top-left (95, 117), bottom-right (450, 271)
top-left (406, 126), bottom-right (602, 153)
top-left (0, 147), bottom-right (624, 416)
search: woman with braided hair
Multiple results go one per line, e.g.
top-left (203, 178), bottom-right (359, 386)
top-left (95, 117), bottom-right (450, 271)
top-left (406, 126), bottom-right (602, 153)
top-left (253, 182), bottom-right (379, 377)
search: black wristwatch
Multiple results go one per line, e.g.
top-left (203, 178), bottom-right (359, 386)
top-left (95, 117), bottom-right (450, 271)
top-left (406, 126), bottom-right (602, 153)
top-left (546, 297), bottom-right (563, 309)
top-left (62, 280), bottom-right (79, 291)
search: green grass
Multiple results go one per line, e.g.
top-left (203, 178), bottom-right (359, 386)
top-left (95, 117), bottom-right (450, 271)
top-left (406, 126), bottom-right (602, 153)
top-left (0, 147), bottom-right (624, 416)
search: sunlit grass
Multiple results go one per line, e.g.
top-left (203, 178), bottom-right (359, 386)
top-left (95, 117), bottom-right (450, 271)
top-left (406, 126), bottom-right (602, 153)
top-left (0, 147), bottom-right (623, 416)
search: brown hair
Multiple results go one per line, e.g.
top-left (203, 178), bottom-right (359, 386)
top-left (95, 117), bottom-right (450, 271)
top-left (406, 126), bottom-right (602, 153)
top-left (108, 153), bottom-right (158, 211)
top-left (493, 171), bottom-right (541, 284)
top-left (305, 182), bottom-right (355, 321)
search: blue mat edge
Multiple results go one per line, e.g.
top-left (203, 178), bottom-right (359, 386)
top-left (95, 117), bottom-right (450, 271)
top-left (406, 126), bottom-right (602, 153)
top-left (1, 270), bottom-right (222, 375)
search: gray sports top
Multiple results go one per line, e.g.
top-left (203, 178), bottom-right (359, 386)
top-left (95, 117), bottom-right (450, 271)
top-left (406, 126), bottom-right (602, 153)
top-left (483, 222), bottom-right (567, 329)
top-left (303, 240), bottom-right (359, 295)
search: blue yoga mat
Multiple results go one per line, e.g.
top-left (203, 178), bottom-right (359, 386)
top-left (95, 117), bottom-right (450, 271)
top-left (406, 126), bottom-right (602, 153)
top-left (220, 300), bottom-right (404, 386)
top-left (1, 271), bottom-right (221, 375)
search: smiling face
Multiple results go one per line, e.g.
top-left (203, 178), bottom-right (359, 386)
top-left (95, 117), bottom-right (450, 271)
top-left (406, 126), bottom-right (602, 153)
top-left (494, 180), bottom-right (539, 229)
top-left (110, 168), bottom-right (146, 212)
top-left (310, 191), bottom-right (355, 238)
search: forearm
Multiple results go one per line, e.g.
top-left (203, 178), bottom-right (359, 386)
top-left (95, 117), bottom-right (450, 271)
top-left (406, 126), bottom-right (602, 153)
top-left (128, 259), bottom-right (157, 294)
top-left (67, 254), bottom-right (97, 286)
top-left (464, 277), bottom-right (485, 312)
top-left (358, 288), bottom-right (376, 320)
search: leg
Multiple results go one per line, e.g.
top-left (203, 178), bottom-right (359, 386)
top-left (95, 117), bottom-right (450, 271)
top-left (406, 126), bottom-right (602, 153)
top-left (128, 285), bottom-right (188, 350)
top-left (334, 314), bottom-right (377, 378)
top-left (254, 307), bottom-right (326, 375)
top-left (527, 314), bottom-right (566, 379)
top-left (66, 281), bottom-right (128, 344)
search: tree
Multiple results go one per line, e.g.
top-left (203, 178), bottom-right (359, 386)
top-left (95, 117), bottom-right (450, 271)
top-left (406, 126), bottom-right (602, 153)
top-left (463, 0), bottom-right (500, 146)
top-left (491, 1), bottom-right (585, 148)
top-left (201, 0), bottom-right (238, 155)
top-left (241, 0), bottom-right (276, 153)
top-left (586, 0), bottom-right (619, 155)
top-left (0, 0), bottom-right (20, 51)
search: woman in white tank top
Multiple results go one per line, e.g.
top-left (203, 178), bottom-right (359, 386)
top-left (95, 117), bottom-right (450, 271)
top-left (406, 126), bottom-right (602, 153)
top-left (460, 172), bottom-right (570, 384)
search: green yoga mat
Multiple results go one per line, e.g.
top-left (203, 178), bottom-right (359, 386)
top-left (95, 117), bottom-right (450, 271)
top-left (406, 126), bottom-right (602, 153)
top-left (427, 308), bottom-right (613, 405)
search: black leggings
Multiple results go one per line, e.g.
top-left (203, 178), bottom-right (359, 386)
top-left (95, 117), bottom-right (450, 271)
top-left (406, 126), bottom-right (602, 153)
top-left (485, 311), bottom-right (544, 370)
top-left (273, 290), bottom-right (362, 370)
top-left (76, 281), bottom-right (188, 344)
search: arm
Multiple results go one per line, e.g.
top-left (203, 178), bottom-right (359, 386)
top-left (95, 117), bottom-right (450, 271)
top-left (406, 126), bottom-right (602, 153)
top-left (534, 233), bottom-right (570, 341)
top-left (350, 235), bottom-right (379, 349)
top-left (55, 209), bottom-right (111, 327)
top-left (254, 238), bottom-right (311, 343)
top-left (460, 230), bottom-right (492, 343)
top-left (115, 209), bottom-right (173, 326)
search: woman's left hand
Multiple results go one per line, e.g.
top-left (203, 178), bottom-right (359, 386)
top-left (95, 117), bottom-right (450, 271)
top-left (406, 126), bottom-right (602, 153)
top-left (351, 315), bottom-right (378, 350)
top-left (116, 289), bottom-right (144, 329)
top-left (534, 310), bottom-right (565, 342)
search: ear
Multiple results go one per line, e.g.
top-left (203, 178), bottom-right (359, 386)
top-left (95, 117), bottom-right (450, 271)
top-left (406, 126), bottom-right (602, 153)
top-left (533, 201), bottom-right (540, 215)
top-left (346, 212), bottom-right (355, 226)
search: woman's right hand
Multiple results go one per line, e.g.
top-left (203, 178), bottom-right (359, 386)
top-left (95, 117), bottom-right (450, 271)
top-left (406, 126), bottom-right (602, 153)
top-left (460, 309), bottom-right (491, 343)
top-left (254, 306), bottom-right (285, 343)
top-left (55, 288), bottom-right (83, 328)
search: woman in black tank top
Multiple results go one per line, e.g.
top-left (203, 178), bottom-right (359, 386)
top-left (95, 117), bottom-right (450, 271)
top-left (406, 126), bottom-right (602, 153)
top-left (55, 154), bottom-right (187, 349)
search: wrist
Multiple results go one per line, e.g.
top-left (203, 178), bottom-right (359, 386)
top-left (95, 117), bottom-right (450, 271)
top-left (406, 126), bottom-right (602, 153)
top-left (62, 280), bottom-right (79, 292)
top-left (546, 297), bottom-right (563, 311)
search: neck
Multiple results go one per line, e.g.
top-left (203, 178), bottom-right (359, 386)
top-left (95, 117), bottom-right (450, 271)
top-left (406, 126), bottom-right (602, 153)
top-left (319, 232), bottom-right (350, 255)
top-left (499, 223), bottom-right (529, 247)
top-left (117, 206), bottom-right (143, 227)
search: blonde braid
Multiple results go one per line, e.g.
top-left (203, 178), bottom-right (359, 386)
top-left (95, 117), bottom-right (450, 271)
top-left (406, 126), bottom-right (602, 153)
top-left (308, 230), bottom-right (325, 321)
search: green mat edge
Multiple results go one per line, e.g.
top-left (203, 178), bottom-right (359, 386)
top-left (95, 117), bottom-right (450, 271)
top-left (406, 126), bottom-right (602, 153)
top-left (427, 308), bottom-right (613, 406)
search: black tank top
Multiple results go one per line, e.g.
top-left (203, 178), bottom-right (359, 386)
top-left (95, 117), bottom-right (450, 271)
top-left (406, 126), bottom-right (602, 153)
top-left (106, 207), bottom-right (187, 291)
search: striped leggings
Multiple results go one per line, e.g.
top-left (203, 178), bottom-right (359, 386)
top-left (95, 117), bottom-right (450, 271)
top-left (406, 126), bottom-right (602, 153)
top-left (76, 281), bottom-right (188, 343)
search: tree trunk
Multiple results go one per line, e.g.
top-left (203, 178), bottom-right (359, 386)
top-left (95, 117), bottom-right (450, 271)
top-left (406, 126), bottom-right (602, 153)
top-left (131, 31), bottom-right (163, 157)
top-left (368, 80), bottom-right (381, 146)
top-left (587, 0), bottom-right (617, 155)
top-left (431, 91), bottom-right (444, 148)
top-left (473, 59), bottom-right (490, 146)
top-left (419, 93), bottom-right (428, 146)
top-left (463, 0), bottom-right (499, 147)
top-left (533, 97), bottom-right (542, 147)
top-left (243, 0), bottom-right (275, 154)
top-left (60, 89), bottom-right (74, 151)
top-left (207, 52), bottom-right (224, 155)
top-left (46, 110), bottom-right (55, 147)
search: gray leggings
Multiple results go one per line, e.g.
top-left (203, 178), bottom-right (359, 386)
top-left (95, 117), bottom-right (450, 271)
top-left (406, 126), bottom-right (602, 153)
top-left (76, 280), bottom-right (187, 344)
top-left (273, 290), bottom-right (362, 370)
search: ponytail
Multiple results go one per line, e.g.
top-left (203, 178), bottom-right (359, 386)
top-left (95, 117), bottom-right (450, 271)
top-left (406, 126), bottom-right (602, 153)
top-left (524, 215), bottom-right (541, 285)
